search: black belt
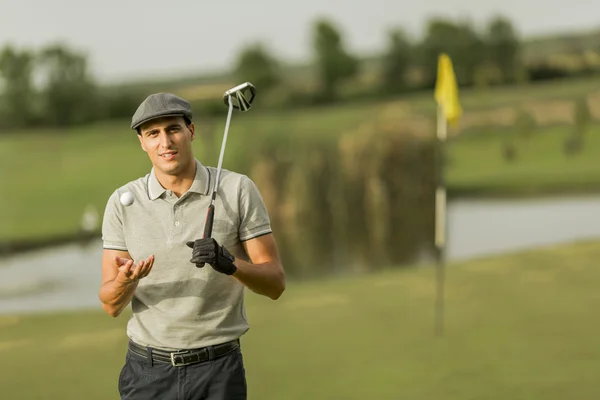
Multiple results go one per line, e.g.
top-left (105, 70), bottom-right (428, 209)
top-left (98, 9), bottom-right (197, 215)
top-left (128, 339), bottom-right (240, 367)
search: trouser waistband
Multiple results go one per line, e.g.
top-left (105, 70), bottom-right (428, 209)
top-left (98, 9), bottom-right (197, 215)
top-left (128, 339), bottom-right (240, 367)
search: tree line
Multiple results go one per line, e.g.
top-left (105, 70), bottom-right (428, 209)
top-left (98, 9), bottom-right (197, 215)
top-left (235, 16), bottom-right (599, 105)
top-left (0, 15), bottom-right (595, 132)
top-left (237, 15), bottom-right (522, 101)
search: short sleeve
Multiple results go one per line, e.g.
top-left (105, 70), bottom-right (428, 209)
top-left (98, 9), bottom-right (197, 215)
top-left (101, 190), bottom-right (128, 251)
top-left (238, 175), bottom-right (273, 241)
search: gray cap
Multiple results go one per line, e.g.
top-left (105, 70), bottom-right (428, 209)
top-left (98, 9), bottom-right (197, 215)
top-left (131, 92), bottom-right (193, 130)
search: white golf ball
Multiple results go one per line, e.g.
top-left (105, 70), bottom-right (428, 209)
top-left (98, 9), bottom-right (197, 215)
top-left (120, 192), bottom-right (134, 206)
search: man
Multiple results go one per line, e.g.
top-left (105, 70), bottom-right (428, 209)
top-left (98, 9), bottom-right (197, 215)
top-left (99, 92), bottom-right (285, 400)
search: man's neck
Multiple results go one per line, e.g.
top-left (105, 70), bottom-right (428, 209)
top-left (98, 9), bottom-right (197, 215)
top-left (155, 161), bottom-right (196, 198)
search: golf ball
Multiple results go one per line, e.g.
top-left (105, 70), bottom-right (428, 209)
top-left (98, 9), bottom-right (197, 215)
top-left (120, 192), bottom-right (134, 206)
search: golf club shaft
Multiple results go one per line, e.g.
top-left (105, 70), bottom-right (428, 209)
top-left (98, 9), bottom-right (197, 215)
top-left (214, 95), bottom-right (234, 197)
top-left (201, 96), bottom-right (233, 241)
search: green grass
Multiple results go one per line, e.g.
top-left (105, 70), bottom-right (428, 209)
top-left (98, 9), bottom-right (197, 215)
top-left (0, 121), bottom-right (152, 243)
top-left (1, 75), bottom-right (600, 244)
top-left (401, 74), bottom-right (600, 115)
top-left (1, 239), bottom-right (600, 399)
top-left (446, 124), bottom-right (600, 197)
top-left (0, 103), bottom-right (380, 243)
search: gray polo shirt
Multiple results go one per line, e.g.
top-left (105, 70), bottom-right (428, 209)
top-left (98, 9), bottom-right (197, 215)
top-left (101, 159), bottom-right (272, 350)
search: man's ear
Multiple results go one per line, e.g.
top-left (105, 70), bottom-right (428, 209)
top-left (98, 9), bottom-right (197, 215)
top-left (137, 133), bottom-right (147, 152)
top-left (189, 123), bottom-right (195, 141)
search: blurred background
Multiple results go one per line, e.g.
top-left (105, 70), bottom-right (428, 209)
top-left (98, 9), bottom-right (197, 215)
top-left (1, 1), bottom-right (600, 399)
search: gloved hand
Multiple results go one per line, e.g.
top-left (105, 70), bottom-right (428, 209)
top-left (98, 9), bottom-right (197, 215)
top-left (185, 238), bottom-right (237, 275)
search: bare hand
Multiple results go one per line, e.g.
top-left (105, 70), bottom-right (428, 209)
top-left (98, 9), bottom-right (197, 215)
top-left (115, 255), bottom-right (154, 284)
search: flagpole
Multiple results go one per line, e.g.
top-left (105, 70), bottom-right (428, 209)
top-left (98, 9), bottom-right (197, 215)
top-left (434, 102), bottom-right (447, 337)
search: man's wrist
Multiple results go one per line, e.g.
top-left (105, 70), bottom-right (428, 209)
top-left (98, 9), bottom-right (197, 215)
top-left (231, 259), bottom-right (242, 277)
top-left (219, 245), bottom-right (237, 275)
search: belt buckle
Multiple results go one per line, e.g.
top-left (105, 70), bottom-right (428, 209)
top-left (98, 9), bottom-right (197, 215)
top-left (170, 350), bottom-right (192, 367)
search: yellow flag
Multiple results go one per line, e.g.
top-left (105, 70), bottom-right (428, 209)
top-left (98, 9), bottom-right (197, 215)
top-left (434, 53), bottom-right (462, 125)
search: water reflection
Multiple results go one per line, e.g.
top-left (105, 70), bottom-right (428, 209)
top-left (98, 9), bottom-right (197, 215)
top-left (0, 240), bottom-right (102, 314)
top-left (2, 196), bottom-right (600, 315)
top-left (447, 195), bottom-right (600, 261)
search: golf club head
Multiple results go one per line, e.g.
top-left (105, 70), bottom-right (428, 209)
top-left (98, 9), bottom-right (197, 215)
top-left (223, 82), bottom-right (256, 111)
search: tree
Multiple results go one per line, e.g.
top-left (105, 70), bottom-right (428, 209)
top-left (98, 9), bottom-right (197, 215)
top-left (380, 28), bottom-right (413, 93)
top-left (419, 18), bottom-right (486, 88)
top-left (0, 45), bottom-right (36, 128)
top-left (233, 42), bottom-right (281, 94)
top-left (37, 43), bottom-right (98, 127)
top-left (486, 16), bottom-right (521, 83)
top-left (312, 18), bottom-right (359, 101)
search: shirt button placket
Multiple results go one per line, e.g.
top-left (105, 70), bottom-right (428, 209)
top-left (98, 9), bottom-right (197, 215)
top-left (173, 203), bottom-right (182, 241)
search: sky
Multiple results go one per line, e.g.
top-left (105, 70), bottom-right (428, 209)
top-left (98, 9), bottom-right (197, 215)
top-left (0, 0), bottom-right (598, 84)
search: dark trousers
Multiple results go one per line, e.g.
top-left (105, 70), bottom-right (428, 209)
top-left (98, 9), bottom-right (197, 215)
top-left (118, 342), bottom-right (247, 400)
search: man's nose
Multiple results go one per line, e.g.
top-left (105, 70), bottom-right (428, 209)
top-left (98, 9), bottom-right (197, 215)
top-left (159, 131), bottom-right (171, 147)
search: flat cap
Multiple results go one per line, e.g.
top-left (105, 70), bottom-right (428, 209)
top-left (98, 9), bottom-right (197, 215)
top-left (131, 92), bottom-right (193, 130)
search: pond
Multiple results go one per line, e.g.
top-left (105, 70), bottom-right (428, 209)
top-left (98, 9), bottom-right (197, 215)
top-left (2, 195), bottom-right (600, 315)
top-left (446, 194), bottom-right (600, 261)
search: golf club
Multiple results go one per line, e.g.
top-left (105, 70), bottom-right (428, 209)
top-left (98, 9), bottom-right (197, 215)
top-left (196, 82), bottom-right (257, 268)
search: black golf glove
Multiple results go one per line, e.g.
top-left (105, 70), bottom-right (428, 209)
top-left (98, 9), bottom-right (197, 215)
top-left (185, 238), bottom-right (237, 275)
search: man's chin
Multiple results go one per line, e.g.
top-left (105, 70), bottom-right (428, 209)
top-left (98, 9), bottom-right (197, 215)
top-left (155, 159), bottom-right (180, 173)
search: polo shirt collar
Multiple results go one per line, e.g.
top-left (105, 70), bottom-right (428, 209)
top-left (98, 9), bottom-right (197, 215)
top-left (148, 159), bottom-right (210, 200)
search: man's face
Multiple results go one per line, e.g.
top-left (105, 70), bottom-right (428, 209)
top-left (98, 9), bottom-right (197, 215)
top-left (137, 116), bottom-right (195, 176)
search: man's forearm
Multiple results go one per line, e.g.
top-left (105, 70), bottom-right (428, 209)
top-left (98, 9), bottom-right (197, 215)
top-left (232, 259), bottom-right (285, 300)
top-left (99, 278), bottom-right (139, 317)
